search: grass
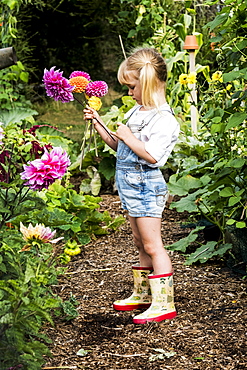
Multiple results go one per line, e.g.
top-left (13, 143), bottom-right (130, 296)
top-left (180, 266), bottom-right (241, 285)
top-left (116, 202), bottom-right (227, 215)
top-left (34, 100), bottom-right (84, 143)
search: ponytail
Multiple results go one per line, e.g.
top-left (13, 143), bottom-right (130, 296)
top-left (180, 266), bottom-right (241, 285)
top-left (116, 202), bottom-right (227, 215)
top-left (118, 48), bottom-right (167, 109)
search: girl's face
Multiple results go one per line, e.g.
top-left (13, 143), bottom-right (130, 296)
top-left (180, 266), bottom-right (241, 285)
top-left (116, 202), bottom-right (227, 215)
top-left (125, 71), bottom-right (142, 105)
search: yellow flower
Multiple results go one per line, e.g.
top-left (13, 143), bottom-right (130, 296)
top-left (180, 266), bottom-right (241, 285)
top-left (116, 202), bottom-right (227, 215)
top-left (212, 71), bottom-right (223, 82)
top-left (179, 73), bottom-right (188, 85)
top-left (88, 96), bottom-right (102, 111)
top-left (187, 72), bottom-right (197, 84)
top-left (226, 84), bottom-right (232, 91)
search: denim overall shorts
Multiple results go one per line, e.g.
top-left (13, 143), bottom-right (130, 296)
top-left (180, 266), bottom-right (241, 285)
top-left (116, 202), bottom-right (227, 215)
top-left (115, 108), bottom-right (171, 218)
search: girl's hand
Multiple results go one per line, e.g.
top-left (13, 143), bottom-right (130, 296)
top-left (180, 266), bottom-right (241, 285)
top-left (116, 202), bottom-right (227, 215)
top-left (114, 122), bottom-right (133, 142)
top-left (83, 105), bottom-right (100, 124)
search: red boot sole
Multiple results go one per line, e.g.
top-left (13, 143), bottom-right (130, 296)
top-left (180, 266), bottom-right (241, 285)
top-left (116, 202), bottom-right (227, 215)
top-left (113, 302), bottom-right (151, 311)
top-left (133, 311), bottom-right (177, 324)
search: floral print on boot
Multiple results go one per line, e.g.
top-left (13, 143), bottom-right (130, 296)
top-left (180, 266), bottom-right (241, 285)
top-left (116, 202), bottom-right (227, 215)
top-left (113, 266), bottom-right (153, 311)
top-left (133, 272), bottom-right (177, 324)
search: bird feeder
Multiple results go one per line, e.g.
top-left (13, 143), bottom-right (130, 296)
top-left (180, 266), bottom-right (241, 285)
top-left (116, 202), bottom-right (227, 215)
top-left (183, 35), bottom-right (199, 135)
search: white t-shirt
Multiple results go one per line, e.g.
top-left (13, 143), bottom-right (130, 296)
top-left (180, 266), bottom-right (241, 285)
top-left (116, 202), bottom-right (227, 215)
top-left (125, 103), bottom-right (180, 168)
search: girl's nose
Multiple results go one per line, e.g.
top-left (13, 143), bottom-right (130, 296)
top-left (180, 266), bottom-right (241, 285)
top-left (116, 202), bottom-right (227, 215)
top-left (128, 88), bottom-right (133, 96)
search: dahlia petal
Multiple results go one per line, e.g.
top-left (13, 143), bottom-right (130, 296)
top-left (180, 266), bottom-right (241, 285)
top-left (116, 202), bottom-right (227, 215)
top-left (69, 70), bottom-right (91, 81)
top-left (43, 67), bottom-right (75, 103)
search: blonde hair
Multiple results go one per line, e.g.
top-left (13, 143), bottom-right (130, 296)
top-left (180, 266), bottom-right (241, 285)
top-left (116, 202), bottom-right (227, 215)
top-left (118, 48), bottom-right (167, 109)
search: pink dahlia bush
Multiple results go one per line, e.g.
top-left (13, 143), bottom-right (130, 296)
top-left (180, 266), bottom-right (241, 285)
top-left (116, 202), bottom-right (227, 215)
top-left (43, 67), bottom-right (74, 103)
top-left (85, 80), bottom-right (108, 97)
top-left (21, 146), bottom-right (71, 191)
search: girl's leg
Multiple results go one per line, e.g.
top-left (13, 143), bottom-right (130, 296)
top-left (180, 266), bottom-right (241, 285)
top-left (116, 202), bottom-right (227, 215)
top-left (128, 216), bottom-right (152, 267)
top-left (129, 216), bottom-right (172, 275)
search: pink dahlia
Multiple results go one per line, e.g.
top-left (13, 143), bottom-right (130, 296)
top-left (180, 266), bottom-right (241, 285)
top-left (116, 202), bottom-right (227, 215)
top-left (21, 146), bottom-right (71, 191)
top-left (20, 222), bottom-right (63, 245)
top-left (69, 70), bottom-right (91, 81)
top-left (43, 67), bottom-right (75, 103)
top-left (85, 80), bottom-right (108, 98)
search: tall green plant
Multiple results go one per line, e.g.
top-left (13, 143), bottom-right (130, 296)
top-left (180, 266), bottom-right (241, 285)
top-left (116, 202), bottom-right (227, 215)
top-left (0, 228), bottom-right (63, 370)
top-left (166, 1), bottom-right (247, 268)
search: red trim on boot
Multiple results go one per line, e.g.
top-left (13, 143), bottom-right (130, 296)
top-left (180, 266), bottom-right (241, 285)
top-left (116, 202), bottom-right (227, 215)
top-left (149, 272), bottom-right (173, 279)
top-left (132, 266), bottom-right (153, 271)
top-left (113, 302), bottom-right (151, 311)
top-left (133, 310), bottom-right (177, 324)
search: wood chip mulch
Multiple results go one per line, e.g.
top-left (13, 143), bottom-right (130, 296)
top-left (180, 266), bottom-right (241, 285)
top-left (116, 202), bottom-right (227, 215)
top-left (43, 194), bottom-right (247, 370)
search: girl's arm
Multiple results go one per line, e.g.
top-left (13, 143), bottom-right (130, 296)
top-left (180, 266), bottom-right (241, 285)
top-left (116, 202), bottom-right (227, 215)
top-left (113, 122), bottom-right (157, 164)
top-left (83, 106), bottom-right (118, 151)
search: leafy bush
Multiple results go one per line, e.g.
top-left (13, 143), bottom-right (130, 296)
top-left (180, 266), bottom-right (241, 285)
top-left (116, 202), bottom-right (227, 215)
top-left (0, 227), bottom-right (63, 369)
top-left (0, 105), bottom-right (125, 368)
top-left (166, 1), bottom-right (247, 269)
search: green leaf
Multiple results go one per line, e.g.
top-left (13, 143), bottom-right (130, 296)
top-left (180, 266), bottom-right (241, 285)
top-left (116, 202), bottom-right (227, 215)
top-left (105, 215), bottom-right (125, 231)
top-left (184, 241), bottom-right (217, 265)
top-left (206, 13), bottom-right (229, 32)
top-left (211, 243), bottom-right (232, 257)
top-left (226, 112), bottom-right (246, 131)
top-left (24, 262), bottom-right (35, 284)
top-left (170, 190), bottom-right (204, 213)
top-left (210, 122), bottom-right (224, 134)
top-left (223, 68), bottom-right (247, 83)
top-left (166, 226), bottom-right (204, 252)
top-left (226, 219), bottom-right (236, 225)
top-left (90, 172), bottom-right (101, 196)
top-left (236, 221), bottom-right (246, 229)
top-left (219, 187), bottom-right (234, 197)
top-left (228, 196), bottom-right (241, 207)
top-left (98, 157), bottom-right (116, 180)
top-left (183, 13), bottom-right (192, 28)
top-left (173, 23), bottom-right (186, 40)
top-left (185, 242), bottom-right (232, 265)
top-left (77, 233), bottom-right (91, 245)
top-left (20, 71), bottom-right (29, 83)
top-left (0, 108), bottom-right (38, 125)
top-left (127, 29), bottom-right (136, 38)
top-left (227, 158), bottom-right (246, 169)
top-left (168, 174), bottom-right (201, 196)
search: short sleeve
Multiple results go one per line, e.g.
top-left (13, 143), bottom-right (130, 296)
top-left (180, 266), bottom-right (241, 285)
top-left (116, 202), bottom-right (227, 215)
top-left (143, 112), bottom-right (180, 167)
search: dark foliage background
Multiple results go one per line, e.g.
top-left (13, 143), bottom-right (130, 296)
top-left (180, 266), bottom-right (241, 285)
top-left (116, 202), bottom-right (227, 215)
top-left (3, 0), bottom-right (219, 99)
top-left (11, 0), bottom-right (189, 88)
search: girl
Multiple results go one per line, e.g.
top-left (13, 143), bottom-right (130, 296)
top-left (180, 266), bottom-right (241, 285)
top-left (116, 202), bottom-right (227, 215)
top-left (84, 47), bottom-right (180, 324)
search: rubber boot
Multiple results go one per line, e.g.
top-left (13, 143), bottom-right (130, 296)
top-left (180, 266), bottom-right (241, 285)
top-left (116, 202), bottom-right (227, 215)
top-left (113, 266), bottom-right (153, 311)
top-left (133, 272), bottom-right (177, 324)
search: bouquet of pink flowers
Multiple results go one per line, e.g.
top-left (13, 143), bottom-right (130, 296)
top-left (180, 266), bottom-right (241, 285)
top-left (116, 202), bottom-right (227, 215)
top-left (43, 67), bottom-right (114, 164)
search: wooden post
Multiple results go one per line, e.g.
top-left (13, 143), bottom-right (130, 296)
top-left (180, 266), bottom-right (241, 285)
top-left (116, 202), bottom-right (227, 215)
top-left (183, 35), bottom-right (199, 136)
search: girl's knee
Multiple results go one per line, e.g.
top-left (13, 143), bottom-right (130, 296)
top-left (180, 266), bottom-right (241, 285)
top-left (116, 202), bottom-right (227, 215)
top-left (143, 243), bottom-right (163, 258)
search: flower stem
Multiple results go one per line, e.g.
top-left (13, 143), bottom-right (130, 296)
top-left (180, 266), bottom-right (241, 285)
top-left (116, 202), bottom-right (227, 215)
top-left (80, 120), bottom-right (89, 169)
top-left (93, 125), bottom-right (98, 157)
top-left (73, 94), bottom-right (116, 142)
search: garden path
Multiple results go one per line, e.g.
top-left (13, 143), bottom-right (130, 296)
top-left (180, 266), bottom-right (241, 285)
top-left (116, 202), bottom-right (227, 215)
top-left (44, 194), bottom-right (246, 370)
